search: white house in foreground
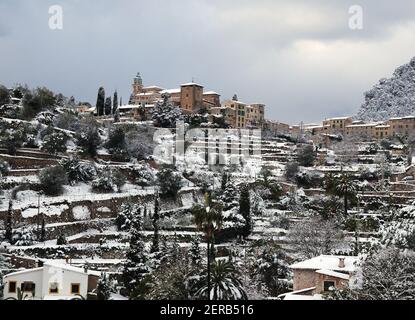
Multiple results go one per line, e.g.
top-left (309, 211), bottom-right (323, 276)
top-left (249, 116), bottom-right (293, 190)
top-left (279, 255), bottom-right (359, 300)
top-left (2, 261), bottom-right (101, 300)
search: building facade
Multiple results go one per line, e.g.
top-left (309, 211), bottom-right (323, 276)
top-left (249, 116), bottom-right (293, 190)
top-left (2, 261), bottom-right (100, 300)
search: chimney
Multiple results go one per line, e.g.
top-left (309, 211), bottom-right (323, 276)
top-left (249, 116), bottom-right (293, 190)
top-left (338, 257), bottom-right (346, 268)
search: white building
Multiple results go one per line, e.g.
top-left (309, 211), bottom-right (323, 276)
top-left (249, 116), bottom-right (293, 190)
top-left (2, 261), bottom-right (101, 300)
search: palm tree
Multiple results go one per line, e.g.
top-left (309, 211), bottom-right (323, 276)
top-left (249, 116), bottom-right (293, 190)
top-left (192, 193), bottom-right (223, 301)
top-left (195, 260), bottom-right (247, 300)
top-left (5, 287), bottom-right (32, 300)
top-left (335, 173), bottom-right (357, 216)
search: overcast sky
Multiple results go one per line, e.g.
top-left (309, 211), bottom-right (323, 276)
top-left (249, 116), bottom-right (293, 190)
top-left (1, 0), bottom-right (415, 124)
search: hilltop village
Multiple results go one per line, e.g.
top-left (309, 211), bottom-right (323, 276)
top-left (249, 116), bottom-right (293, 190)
top-left (0, 73), bottom-right (414, 301)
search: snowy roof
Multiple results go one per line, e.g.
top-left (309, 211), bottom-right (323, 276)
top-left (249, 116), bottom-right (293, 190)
top-left (290, 255), bottom-right (358, 273)
top-left (119, 105), bottom-right (139, 110)
top-left (43, 261), bottom-right (101, 277)
top-left (346, 123), bottom-right (378, 128)
top-left (161, 88), bottom-right (181, 94)
top-left (390, 116), bottom-right (415, 120)
top-left (325, 117), bottom-right (351, 121)
top-left (316, 269), bottom-right (350, 280)
top-left (143, 85), bottom-right (164, 90)
top-left (135, 92), bottom-right (158, 96)
top-left (3, 267), bottom-right (43, 278)
top-left (284, 294), bottom-right (323, 301)
top-left (181, 82), bottom-right (203, 87)
top-left (204, 91), bottom-right (220, 95)
top-left (222, 99), bottom-right (247, 106)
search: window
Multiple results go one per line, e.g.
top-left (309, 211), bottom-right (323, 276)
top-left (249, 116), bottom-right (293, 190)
top-left (8, 281), bottom-right (16, 293)
top-left (21, 282), bottom-right (36, 293)
top-left (71, 283), bottom-right (80, 295)
top-left (49, 282), bottom-right (59, 294)
top-left (324, 281), bottom-right (336, 292)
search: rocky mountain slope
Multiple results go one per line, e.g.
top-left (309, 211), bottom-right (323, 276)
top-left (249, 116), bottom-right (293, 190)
top-left (356, 57), bottom-right (415, 122)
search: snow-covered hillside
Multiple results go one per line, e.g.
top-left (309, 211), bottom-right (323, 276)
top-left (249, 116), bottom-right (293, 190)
top-left (356, 57), bottom-right (415, 122)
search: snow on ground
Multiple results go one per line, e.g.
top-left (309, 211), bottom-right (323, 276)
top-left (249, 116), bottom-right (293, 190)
top-left (72, 206), bottom-right (91, 220)
top-left (22, 204), bottom-right (70, 218)
top-left (0, 182), bottom-right (155, 214)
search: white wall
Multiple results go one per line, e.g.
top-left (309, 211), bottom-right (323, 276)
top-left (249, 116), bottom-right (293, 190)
top-left (42, 265), bottom-right (89, 298)
top-left (3, 269), bottom-right (43, 300)
top-left (3, 266), bottom-right (90, 300)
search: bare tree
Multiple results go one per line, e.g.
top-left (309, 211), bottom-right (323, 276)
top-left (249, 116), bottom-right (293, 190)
top-left (329, 248), bottom-right (415, 300)
top-left (287, 217), bottom-right (345, 260)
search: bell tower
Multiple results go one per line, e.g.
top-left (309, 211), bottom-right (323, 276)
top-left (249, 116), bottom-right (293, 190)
top-left (132, 72), bottom-right (143, 96)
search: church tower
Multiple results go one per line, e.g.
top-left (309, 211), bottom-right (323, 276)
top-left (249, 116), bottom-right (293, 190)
top-left (132, 72), bottom-right (143, 96)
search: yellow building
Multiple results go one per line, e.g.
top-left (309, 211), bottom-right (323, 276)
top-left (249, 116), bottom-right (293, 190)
top-left (322, 117), bottom-right (353, 134)
top-left (387, 116), bottom-right (415, 136)
top-left (221, 99), bottom-right (248, 128)
top-left (246, 103), bottom-right (265, 128)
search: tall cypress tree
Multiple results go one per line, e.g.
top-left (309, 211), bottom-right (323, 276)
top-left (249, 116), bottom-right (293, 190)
top-left (104, 97), bottom-right (112, 116)
top-left (5, 200), bottom-right (13, 242)
top-left (113, 91), bottom-right (119, 114)
top-left (151, 196), bottom-right (160, 253)
top-left (96, 87), bottom-right (105, 116)
top-left (114, 109), bottom-right (120, 123)
top-left (239, 185), bottom-right (251, 239)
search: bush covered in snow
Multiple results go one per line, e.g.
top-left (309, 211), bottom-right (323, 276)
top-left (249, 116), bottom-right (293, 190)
top-left (116, 203), bottom-right (142, 231)
top-left (91, 167), bottom-right (125, 193)
top-left (38, 165), bottom-right (68, 196)
top-left (0, 126), bottom-right (26, 155)
top-left (22, 87), bottom-right (57, 120)
top-left (0, 84), bottom-right (11, 107)
top-left (130, 163), bottom-right (155, 187)
top-left (60, 156), bottom-right (96, 185)
top-left (75, 116), bottom-right (102, 157)
top-left (0, 159), bottom-right (10, 177)
top-left (157, 168), bottom-right (183, 198)
top-left (12, 228), bottom-right (35, 246)
top-left (380, 205), bottom-right (415, 250)
top-left (152, 93), bottom-right (183, 128)
top-left (35, 111), bottom-right (56, 126)
top-left (41, 129), bottom-right (69, 155)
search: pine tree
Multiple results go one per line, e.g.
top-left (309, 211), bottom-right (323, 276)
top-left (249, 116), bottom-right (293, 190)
top-left (112, 91), bottom-right (118, 114)
top-left (221, 172), bottom-right (229, 191)
top-left (57, 234), bottom-right (67, 245)
top-left (97, 273), bottom-right (112, 300)
top-left (239, 185), bottom-right (251, 239)
top-left (105, 97), bottom-right (112, 116)
top-left (190, 236), bottom-right (202, 266)
top-left (232, 94), bottom-right (238, 101)
top-left (150, 196), bottom-right (160, 253)
top-left (5, 200), bottom-right (13, 242)
top-left (96, 87), bottom-right (105, 116)
top-left (114, 109), bottom-right (120, 123)
top-left (123, 208), bottom-right (149, 294)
